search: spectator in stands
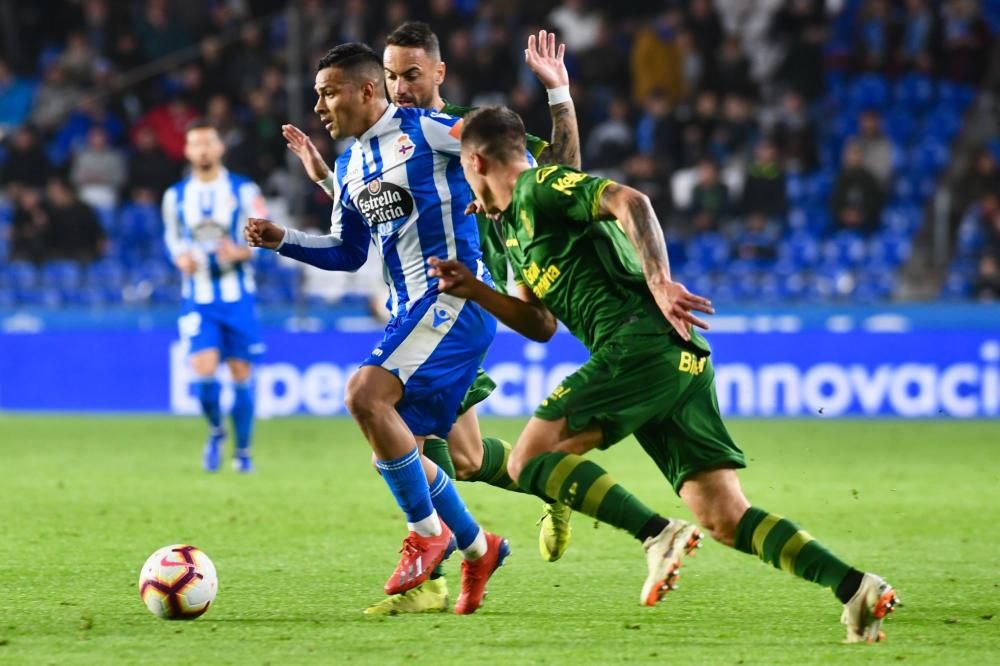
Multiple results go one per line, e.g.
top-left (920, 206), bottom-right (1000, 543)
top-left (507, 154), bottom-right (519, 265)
top-left (856, 110), bottom-right (894, 185)
top-left (135, 0), bottom-right (193, 62)
top-left (131, 97), bottom-right (198, 163)
top-left (0, 59), bottom-right (34, 132)
top-left (687, 158), bottom-right (730, 233)
top-left (675, 29), bottom-right (705, 94)
top-left (706, 35), bottom-right (756, 101)
top-left (622, 153), bottom-right (673, 222)
top-left (29, 63), bottom-right (79, 133)
top-left (677, 90), bottom-right (720, 170)
top-left (741, 139), bottom-right (787, 220)
top-left (1, 126), bottom-right (53, 191)
top-left (127, 125), bottom-right (177, 199)
top-left (585, 98), bottom-right (634, 171)
top-left (577, 22), bottom-right (630, 101)
top-left (771, 90), bottom-right (818, 172)
top-left (941, 0), bottom-right (990, 84)
top-left (895, 0), bottom-right (936, 74)
top-left (771, 0), bottom-right (828, 101)
top-left (831, 141), bottom-right (884, 234)
top-left (548, 0), bottom-right (602, 52)
top-left (11, 187), bottom-right (52, 264)
top-left (51, 97), bottom-right (125, 168)
top-left (59, 32), bottom-right (99, 85)
top-left (734, 213), bottom-right (780, 262)
top-left (957, 147), bottom-right (1000, 217)
top-left (45, 178), bottom-right (106, 264)
top-left (631, 9), bottom-right (686, 103)
top-left (635, 90), bottom-right (680, 160)
top-left (855, 0), bottom-right (892, 71)
top-left (715, 94), bottom-right (756, 158)
top-left (685, 0), bottom-right (724, 69)
top-left (70, 127), bottom-right (127, 209)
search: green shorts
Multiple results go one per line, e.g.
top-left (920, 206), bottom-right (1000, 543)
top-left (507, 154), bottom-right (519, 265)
top-left (534, 332), bottom-right (745, 494)
top-left (458, 367), bottom-right (496, 415)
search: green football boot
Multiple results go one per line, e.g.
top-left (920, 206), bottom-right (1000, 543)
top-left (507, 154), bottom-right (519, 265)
top-left (363, 577), bottom-right (449, 616)
top-left (537, 501), bottom-right (573, 562)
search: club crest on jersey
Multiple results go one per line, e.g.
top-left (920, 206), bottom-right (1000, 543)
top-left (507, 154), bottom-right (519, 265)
top-left (357, 179), bottom-right (415, 228)
top-left (396, 134), bottom-right (415, 158)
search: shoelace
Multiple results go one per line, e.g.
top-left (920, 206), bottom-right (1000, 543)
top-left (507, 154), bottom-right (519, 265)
top-left (399, 535), bottom-right (425, 556)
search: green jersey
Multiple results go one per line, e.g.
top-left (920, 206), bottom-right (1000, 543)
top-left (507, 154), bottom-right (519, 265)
top-left (441, 100), bottom-right (548, 294)
top-left (500, 164), bottom-right (711, 355)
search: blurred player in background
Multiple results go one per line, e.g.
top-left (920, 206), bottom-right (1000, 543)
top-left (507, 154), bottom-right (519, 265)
top-left (163, 120), bottom-right (267, 474)
top-left (430, 106), bottom-right (900, 642)
top-left (278, 22), bottom-right (581, 614)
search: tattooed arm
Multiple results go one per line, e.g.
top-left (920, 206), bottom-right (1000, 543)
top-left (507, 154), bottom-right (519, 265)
top-left (598, 183), bottom-right (714, 339)
top-left (524, 29), bottom-right (581, 169)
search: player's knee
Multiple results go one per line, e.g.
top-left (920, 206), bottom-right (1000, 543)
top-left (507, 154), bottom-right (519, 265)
top-left (344, 377), bottom-right (379, 422)
top-left (506, 449), bottom-right (531, 485)
top-left (695, 504), bottom-right (744, 547)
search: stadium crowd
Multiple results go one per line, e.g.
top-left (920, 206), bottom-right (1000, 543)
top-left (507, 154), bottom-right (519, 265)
top-left (1, 0), bottom-right (999, 308)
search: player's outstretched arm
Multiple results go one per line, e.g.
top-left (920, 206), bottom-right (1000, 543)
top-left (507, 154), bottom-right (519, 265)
top-left (429, 256), bottom-right (557, 341)
top-left (282, 124), bottom-right (333, 190)
top-left (525, 30), bottom-right (580, 169)
top-left (598, 183), bottom-right (715, 341)
top-left (245, 217), bottom-right (368, 272)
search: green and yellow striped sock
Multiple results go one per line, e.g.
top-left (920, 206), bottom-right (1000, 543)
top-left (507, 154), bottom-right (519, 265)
top-left (517, 452), bottom-right (656, 537)
top-left (422, 438), bottom-right (455, 480)
top-left (467, 437), bottom-right (529, 494)
top-left (734, 506), bottom-right (854, 594)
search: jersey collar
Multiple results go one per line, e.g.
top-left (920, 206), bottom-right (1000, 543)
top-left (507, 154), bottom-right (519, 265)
top-left (359, 103), bottom-right (398, 142)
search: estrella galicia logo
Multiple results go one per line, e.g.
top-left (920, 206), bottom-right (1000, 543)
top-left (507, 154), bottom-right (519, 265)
top-left (356, 179), bottom-right (414, 227)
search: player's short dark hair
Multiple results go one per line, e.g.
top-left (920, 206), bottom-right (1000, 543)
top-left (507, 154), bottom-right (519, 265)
top-left (185, 118), bottom-right (219, 135)
top-left (317, 42), bottom-right (383, 84)
top-left (385, 22), bottom-right (441, 60)
top-left (461, 106), bottom-right (527, 162)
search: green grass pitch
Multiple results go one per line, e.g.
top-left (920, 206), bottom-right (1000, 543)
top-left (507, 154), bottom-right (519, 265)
top-left (0, 415), bottom-right (997, 664)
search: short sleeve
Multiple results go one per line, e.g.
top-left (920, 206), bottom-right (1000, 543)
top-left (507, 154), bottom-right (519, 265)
top-left (419, 111), bottom-right (463, 157)
top-left (530, 165), bottom-right (616, 224)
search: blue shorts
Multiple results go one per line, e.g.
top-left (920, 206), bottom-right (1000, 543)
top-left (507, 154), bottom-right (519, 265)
top-left (179, 299), bottom-right (265, 362)
top-left (362, 293), bottom-right (496, 438)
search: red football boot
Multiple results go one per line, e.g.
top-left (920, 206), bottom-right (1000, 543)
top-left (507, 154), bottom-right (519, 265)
top-left (384, 524), bottom-right (455, 595)
top-left (454, 532), bottom-right (510, 615)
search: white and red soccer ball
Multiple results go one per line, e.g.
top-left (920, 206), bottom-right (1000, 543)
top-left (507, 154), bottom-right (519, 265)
top-left (138, 545), bottom-right (218, 620)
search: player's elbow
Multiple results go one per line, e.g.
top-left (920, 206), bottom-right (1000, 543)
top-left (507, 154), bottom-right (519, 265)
top-left (343, 247), bottom-right (368, 272)
top-left (530, 315), bottom-right (558, 342)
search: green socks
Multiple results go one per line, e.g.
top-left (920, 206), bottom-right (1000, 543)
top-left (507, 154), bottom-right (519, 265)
top-left (517, 451), bottom-right (657, 537)
top-left (734, 506), bottom-right (855, 596)
top-left (422, 438), bottom-right (455, 479)
top-left (466, 437), bottom-right (527, 493)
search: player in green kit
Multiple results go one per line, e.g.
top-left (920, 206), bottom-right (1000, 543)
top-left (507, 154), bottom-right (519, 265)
top-left (280, 24), bottom-right (579, 615)
top-left (429, 106), bottom-right (900, 643)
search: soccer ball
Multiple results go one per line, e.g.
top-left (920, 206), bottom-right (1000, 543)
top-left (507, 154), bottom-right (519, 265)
top-left (138, 544), bottom-right (218, 620)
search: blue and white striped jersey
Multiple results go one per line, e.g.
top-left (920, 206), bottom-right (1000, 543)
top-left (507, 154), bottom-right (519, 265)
top-left (278, 104), bottom-right (513, 319)
top-left (162, 170), bottom-right (266, 305)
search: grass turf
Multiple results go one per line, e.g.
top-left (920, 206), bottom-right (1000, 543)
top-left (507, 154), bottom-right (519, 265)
top-left (0, 415), bottom-right (997, 664)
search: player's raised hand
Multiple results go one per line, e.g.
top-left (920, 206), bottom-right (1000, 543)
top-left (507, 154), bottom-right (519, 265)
top-left (650, 281), bottom-right (714, 342)
top-left (282, 124), bottom-right (331, 182)
top-left (244, 217), bottom-right (285, 250)
top-left (428, 256), bottom-right (478, 299)
top-left (525, 29), bottom-right (568, 90)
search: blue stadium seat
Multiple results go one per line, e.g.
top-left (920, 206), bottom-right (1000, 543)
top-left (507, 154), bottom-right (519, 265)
top-left (41, 260), bottom-right (82, 290)
top-left (909, 139), bottom-right (950, 175)
top-left (922, 107), bottom-right (963, 142)
top-left (849, 74), bottom-right (890, 109)
top-left (778, 232), bottom-right (820, 268)
top-left (685, 233), bottom-right (730, 272)
top-left (86, 260), bottom-right (127, 289)
top-left (822, 231), bottom-right (867, 267)
top-left (940, 271), bottom-right (971, 300)
top-left (893, 74), bottom-right (936, 111)
top-left (884, 106), bottom-right (918, 147)
top-left (955, 214), bottom-right (985, 258)
top-left (6, 261), bottom-right (38, 289)
top-left (936, 81), bottom-right (976, 111)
